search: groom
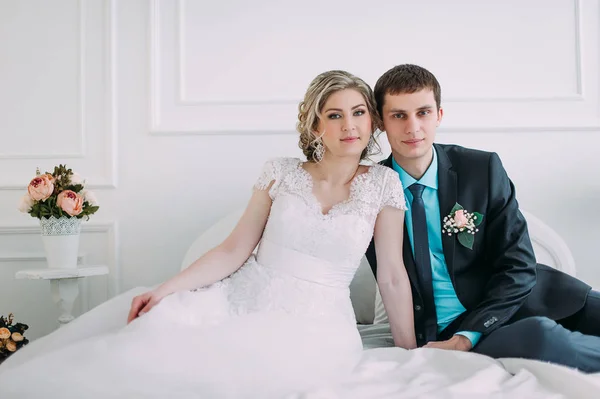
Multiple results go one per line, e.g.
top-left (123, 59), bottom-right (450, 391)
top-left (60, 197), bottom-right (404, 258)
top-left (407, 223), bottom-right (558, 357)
top-left (365, 64), bottom-right (600, 372)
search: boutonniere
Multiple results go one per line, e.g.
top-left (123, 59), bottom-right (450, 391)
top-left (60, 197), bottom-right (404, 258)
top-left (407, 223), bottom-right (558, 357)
top-left (442, 203), bottom-right (484, 250)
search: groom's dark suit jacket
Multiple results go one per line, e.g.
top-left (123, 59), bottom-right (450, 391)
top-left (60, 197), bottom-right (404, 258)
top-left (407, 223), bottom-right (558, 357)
top-left (366, 143), bottom-right (591, 348)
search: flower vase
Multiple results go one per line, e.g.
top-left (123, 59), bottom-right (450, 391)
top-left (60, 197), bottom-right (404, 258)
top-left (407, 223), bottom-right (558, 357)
top-left (40, 216), bottom-right (82, 269)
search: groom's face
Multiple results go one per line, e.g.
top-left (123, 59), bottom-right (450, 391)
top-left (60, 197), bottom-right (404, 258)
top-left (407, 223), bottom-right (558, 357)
top-left (381, 89), bottom-right (443, 165)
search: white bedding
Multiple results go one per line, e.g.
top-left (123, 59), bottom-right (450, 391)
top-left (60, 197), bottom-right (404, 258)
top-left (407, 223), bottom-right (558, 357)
top-left (294, 347), bottom-right (600, 398)
top-left (2, 287), bottom-right (599, 398)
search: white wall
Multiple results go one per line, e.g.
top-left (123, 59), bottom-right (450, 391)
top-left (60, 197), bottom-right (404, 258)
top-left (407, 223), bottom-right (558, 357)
top-left (1, 0), bottom-right (599, 339)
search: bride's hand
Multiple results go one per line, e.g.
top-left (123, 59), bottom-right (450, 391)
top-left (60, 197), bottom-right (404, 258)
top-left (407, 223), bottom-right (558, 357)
top-left (127, 290), bottom-right (165, 324)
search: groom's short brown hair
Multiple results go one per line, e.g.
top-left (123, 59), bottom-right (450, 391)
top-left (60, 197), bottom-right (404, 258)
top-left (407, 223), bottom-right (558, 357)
top-left (374, 64), bottom-right (442, 115)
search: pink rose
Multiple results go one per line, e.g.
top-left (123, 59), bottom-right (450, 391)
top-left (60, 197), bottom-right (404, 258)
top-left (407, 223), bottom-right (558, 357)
top-left (27, 175), bottom-right (54, 201)
top-left (57, 190), bottom-right (83, 216)
top-left (454, 210), bottom-right (468, 228)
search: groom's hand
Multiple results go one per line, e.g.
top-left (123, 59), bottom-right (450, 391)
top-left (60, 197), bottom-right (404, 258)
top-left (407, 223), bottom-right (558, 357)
top-left (423, 334), bottom-right (472, 352)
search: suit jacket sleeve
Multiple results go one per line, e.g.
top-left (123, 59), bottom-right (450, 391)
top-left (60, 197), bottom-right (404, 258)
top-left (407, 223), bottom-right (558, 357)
top-left (457, 152), bottom-right (537, 334)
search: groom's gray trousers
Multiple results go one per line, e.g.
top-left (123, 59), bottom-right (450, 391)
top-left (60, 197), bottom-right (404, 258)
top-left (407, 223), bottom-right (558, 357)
top-left (360, 291), bottom-right (600, 373)
top-left (450, 290), bottom-right (600, 373)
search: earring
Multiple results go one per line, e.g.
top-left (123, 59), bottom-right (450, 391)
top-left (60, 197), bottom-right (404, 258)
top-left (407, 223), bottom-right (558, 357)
top-left (313, 140), bottom-right (325, 162)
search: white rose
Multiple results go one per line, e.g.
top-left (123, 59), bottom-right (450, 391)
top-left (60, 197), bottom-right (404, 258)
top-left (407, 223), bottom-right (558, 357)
top-left (81, 189), bottom-right (98, 206)
top-left (70, 172), bottom-right (85, 185)
top-left (17, 194), bottom-right (35, 213)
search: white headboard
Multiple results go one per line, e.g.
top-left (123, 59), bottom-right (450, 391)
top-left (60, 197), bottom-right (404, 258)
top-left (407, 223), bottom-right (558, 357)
top-left (520, 209), bottom-right (576, 276)
top-left (181, 208), bottom-right (576, 325)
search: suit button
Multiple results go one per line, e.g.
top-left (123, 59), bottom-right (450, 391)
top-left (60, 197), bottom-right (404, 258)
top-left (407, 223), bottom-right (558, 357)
top-left (417, 333), bottom-right (424, 340)
top-left (415, 305), bottom-right (422, 311)
top-left (484, 316), bottom-right (499, 328)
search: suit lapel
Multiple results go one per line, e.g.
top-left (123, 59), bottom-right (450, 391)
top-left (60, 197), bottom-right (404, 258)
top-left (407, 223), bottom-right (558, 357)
top-left (382, 155), bottom-right (422, 297)
top-left (435, 144), bottom-right (457, 276)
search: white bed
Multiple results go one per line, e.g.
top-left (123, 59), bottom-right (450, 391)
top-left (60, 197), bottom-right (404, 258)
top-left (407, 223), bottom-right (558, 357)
top-left (2, 208), bottom-right (600, 398)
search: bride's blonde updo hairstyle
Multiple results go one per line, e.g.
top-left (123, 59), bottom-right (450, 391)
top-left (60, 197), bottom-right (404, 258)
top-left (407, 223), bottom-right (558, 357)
top-left (297, 70), bottom-right (382, 162)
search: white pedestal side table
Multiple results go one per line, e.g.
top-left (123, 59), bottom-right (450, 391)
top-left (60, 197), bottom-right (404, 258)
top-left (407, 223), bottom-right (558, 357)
top-left (15, 266), bottom-right (109, 326)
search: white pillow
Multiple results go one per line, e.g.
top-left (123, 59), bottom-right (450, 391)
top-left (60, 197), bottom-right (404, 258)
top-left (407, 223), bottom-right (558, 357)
top-left (349, 256), bottom-right (377, 324)
top-left (373, 284), bottom-right (389, 324)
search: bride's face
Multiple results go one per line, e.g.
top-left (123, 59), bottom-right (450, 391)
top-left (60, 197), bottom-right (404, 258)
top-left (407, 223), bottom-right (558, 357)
top-left (316, 89), bottom-right (373, 159)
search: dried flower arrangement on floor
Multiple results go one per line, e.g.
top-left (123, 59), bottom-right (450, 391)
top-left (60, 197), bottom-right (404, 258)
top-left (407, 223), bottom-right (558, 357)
top-left (0, 313), bottom-right (29, 364)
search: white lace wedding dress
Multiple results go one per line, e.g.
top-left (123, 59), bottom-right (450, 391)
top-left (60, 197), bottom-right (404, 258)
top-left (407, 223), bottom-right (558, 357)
top-left (0, 157), bottom-right (407, 398)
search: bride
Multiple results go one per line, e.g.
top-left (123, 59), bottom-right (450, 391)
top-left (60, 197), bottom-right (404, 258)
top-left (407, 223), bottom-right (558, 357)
top-left (0, 70), bottom-right (415, 398)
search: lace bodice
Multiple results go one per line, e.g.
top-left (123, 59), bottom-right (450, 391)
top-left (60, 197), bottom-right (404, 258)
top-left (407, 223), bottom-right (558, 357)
top-left (252, 157), bottom-right (407, 289)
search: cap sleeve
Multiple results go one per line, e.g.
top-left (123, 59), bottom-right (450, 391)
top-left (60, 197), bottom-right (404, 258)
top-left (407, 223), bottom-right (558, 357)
top-left (254, 159), bottom-right (278, 191)
top-left (380, 169), bottom-right (408, 211)
top-left (253, 157), bottom-right (298, 199)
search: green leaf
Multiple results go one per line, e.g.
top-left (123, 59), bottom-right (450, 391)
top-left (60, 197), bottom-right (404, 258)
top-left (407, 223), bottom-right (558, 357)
top-left (472, 212), bottom-right (484, 226)
top-left (450, 202), bottom-right (464, 214)
top-left (457, 231), bottom-right (474, 249)
top-left (86, 205), bottom-right (99, 214)
top-left (66, 184), bottom-right (83, 193)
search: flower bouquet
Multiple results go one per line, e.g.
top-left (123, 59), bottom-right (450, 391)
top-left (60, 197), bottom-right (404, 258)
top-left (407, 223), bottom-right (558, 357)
top-left (18, 164), bottom-right (99, 220)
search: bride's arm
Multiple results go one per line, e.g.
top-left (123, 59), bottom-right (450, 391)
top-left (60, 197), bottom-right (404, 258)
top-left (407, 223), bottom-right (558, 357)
top-left (153, 183), bottom-right (273, 298)
top-left (373, 206), bottom-right (417, 349)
